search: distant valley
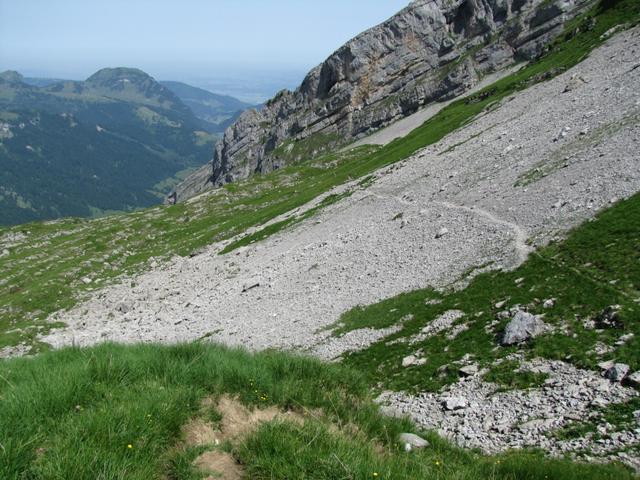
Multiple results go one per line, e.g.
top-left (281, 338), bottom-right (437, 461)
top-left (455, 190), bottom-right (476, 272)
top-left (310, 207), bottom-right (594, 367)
top-left (160, 80), bottom-right (253, 133)
top-left (0, 68), bottom-right (252, 226)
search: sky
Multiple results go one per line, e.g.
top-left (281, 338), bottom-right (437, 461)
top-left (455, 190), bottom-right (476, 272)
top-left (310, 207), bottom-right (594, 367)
top-left (0, 0), bottom-right (409, 86)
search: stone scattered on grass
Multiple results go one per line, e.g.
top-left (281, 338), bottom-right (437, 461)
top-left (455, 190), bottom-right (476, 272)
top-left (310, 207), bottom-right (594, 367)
top-left (459, 364), bottom-right (479, 377)
top-left (402, 355), bottom-right (426, 367)
top-left (595, 305), bottom-right (623, 329)
top-left (500, 310), bottom-right (546, 346)
top-left (399, 432), bottom-right (429, 451)
top-left (598, 360), bottom-right (615, 371)
top-left (615, 333), bottom-right (634, 346)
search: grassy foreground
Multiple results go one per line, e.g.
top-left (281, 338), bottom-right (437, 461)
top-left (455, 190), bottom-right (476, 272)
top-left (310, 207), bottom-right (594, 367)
top-left (1, 0), bottom-right (638, 354)
top-left (0, 342), bottom-right (635, 479)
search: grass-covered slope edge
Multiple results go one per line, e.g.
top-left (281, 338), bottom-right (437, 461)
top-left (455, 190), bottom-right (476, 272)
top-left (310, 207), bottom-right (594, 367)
top-left (0, 342), bottom-right (635, 479)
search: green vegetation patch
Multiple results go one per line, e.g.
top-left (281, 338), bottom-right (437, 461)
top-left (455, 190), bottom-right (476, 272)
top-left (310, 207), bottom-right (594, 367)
top-left (0, 343), bottom-right (634, 479)
top-left (271, 131), bottom-right (342, 165)
top-left (483, 360), bottom-right (550, 390)
top-left (553, 397), bottom-right (640, 446)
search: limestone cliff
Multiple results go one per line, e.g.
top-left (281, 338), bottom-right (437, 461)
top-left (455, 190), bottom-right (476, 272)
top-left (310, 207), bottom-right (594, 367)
top-left (173, 0), bottom-right (593, 202)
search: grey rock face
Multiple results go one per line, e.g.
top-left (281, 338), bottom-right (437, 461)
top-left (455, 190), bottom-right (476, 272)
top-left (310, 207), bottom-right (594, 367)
top-left (174, 0), bottom-right (593, 201)
top-left (167, 164), bottom-right (214, 205)
top-left (501, 310), bottom-right (546, 346)
top-left (604, 363), bottom-right (630, 383)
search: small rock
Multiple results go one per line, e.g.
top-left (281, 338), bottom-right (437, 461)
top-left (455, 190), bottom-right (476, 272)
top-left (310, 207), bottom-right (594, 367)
top-left (495, 300), bottom-right (507, 309)
top-left (242, 279), bottom-right (261, 293)
top-left (0, 249), bottom-right (9, 257)
top-left (554, 126), bottom-right (572, 142)
top-left (595, 305), bottom-right (623, 329)
top-left (591, 397), bottom-right (609, 408)
top-left (563, 75), bottom-right (587, 93)
top-left (615, 333), bottom-right (634, 346)
top-left (115, 300), bottom-right (132, 314)
top-left (435, 227), bottom-right (449, 239)
top-left (442, 396), bottom-right (468, 411)
top-left (633, 410), bottom-right (640, 424)
top-left (500, 310), bottom-right (546, 346)
top-left (626, 371), bottom-right (640, 388)
top-left (402, 355), bottom-right (417, 367)
top-left (543, 298), bottom-right (556, 309)
top-left (399, 433), bottom-right (429, 450)
top-left (598, 360), bottom-right (615, 371)
top-left (592, 342), bottom-right (614, 356)
top-left (459, 364), bottom-right (479, 377)
top-left (604, 363), bottom-right (630, 382)
top-left (81, 277), bottom-right (92, 285)
top-left (402, 355), bottom-right (426, 367)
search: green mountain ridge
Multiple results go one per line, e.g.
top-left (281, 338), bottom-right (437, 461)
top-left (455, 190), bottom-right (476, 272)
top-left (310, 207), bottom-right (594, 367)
top-left (0, 68), bottom-right (217, 226)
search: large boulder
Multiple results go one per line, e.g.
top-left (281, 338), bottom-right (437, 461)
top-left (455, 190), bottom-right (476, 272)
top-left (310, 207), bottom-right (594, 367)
top-left (500, 311), bottom-right (546, 346)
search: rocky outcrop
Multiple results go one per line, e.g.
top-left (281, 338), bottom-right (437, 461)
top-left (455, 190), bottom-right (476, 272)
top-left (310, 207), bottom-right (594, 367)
top-left (174, 0), bottom-right (594, 202)
top-left (500, 310), bottom-right (547, 345)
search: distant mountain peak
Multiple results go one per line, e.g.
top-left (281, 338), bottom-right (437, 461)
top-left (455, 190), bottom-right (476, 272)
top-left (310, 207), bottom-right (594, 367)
top-left (82, 67), bottom-right (185, 110)
top-left (86, 67), bottom-right (155, 87)
top-left (87, 67), bottom-right (150, 79)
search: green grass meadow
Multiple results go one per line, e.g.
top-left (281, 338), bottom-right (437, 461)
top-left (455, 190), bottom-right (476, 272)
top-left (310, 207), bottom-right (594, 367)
top-left (0, 343), bottom-right (635, 479)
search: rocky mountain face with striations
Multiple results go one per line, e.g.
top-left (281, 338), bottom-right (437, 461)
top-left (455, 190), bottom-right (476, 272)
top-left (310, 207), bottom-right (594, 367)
top-left (172, 0), bottom-right (594, 202)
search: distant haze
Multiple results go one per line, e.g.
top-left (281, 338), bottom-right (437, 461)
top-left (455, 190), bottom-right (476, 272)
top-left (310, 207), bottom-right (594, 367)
top-left (0, 0), bottom-right (408, 102)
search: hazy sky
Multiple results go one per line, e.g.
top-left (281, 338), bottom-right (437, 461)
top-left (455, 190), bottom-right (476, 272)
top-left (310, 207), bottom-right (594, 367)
top-left (0, 0), bottom-right (409, 81)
